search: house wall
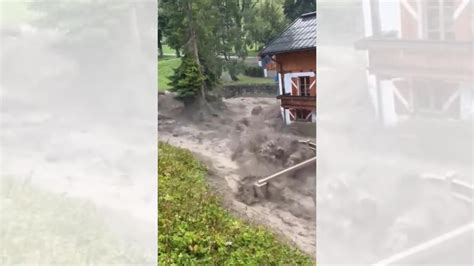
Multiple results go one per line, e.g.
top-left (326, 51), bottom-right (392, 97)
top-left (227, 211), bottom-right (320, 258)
top-left (362, 0), bottom-right (473, 126)
top-left (274, 49), bottom-right (317, 125)
top-left (275, 49), bottom-right (316, 73)
top-left (284, 72), bottom-right (316, 96)
top-left (276, 49), bottom-right (317, 96)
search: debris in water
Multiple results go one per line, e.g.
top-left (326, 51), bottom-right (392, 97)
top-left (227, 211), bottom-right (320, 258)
top-left (236, 175), bottom-right (267, 205)
top-left (251, 106), bottom-right (263, 116)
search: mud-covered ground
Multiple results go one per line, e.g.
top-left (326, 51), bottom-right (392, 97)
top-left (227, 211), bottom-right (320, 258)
top-left (158, 94), bottom-right (317, 256)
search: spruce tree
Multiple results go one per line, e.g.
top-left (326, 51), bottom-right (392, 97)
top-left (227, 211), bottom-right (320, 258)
top-left (168, 55), bottom-right (204, 103)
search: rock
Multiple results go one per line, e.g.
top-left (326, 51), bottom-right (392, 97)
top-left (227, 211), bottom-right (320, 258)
top-left (251, 106), bottom-right (263, 116)
top-left (239, 118), bottom-right (250, 127)
top-left (158, 113), bottom-right (171, 120)
top-left (235, 123), bottom-right (243, 131)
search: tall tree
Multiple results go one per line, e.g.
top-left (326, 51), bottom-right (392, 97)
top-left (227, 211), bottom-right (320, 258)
top-left (246, 0), bottom-right (288, 50)
top-left (159, 0), bottom-right (187, 57)
top-left (161, 0), bottom-right (222, 106)
top-left (283, 0), bottom-right (316, 21)
top-left (159, 0), bottom-right (290, 97)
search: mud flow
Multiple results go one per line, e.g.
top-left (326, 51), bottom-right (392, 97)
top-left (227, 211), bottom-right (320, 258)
top-left (158, 93), bottom-right (317, 256)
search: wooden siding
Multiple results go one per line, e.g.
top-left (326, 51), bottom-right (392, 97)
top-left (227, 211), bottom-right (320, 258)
top-left (275, 49), bottom-right (316, 73)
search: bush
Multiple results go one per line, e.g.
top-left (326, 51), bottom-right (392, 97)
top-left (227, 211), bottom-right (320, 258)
top-left (158, 142), bottom-right (314, 265)
top-left (168, 55), bottom-right (204, 102)
top-left (244, 65), bottom-right (264, 77)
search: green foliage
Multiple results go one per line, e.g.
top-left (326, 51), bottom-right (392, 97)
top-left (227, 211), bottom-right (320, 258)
top-left (212, 0), bottom-right (255, 59)
top-left (200, 54), bottom-right (223, 88)
top-left (168, 55), bottom-right (204, 101)
top-left (226, 59), bottom-right (245, 81)
top-left (158, 143), bottom-right (314, 265)
top-left (246, 1), bottom-right (289, 50)
top-left (283, 0), bottom-right (316, 21)
top-left (158, 0), bottom-right (188, 53)
top-left (244, 65), bottom-right (264, 77)
top-left (160, 0), bottom-right (223, 91)
top-left (159, 0), bottom-right (290, 90)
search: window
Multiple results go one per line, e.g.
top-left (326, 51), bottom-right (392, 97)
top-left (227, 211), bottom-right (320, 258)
top-left (425, 0), bottom-right (455, 40)
top-left (299, 76), bottom-right (311, 96)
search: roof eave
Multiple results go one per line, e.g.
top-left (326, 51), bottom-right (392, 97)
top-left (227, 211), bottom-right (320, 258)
top-left (259, 46), bottom-right (316, 58)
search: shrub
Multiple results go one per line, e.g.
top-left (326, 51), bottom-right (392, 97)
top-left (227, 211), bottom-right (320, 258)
top-left (168, 55), bottom-right (204, 102)
top-left (244, 65), bottom-right (264, 77)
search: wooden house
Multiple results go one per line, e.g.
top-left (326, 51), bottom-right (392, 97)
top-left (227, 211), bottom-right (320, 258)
top-left (259, 12), bottom-right (317, 124)
top-left (356, 0), bottom-right (473, 126)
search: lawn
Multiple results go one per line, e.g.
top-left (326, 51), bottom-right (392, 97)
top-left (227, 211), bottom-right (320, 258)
top-left (158, 142), bottom-right (314, 265)
top-left (158, 56), bottom-right (181, 91)
top-left (161, 44), bottom-right (175, 55)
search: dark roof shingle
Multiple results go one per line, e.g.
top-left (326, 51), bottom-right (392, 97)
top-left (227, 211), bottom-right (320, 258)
top-left (260, 11), bottom-right (316, 57)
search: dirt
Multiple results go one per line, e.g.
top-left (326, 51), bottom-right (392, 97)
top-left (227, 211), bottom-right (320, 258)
top-left (158, 93), bottom-right (316, 257)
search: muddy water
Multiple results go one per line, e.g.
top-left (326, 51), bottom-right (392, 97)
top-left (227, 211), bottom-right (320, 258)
top-left (158, 95), bottom-right (317, 256)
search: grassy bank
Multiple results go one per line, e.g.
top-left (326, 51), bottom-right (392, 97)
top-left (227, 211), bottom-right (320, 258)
top-left (158, 142), bottom-right (314, 265)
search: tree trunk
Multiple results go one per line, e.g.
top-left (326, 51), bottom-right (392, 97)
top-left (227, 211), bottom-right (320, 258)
top-left (185, 0), bottom-right (216, 114)
top-left (158, 43), bottom-right (164, 57)
top-left (158, 30), bottom-right (164, 57)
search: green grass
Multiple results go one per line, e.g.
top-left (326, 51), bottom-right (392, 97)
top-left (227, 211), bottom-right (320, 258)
top-left (158, 142), bottom-right (314, 265)
top-left (1, 178), bottom-right (146, 264)
top-left (158, 56), bottom-right (181, 91)
top-left (223, 74), bottom-right (275, 86)
top-left (161, 44), bottom-right (175, 55)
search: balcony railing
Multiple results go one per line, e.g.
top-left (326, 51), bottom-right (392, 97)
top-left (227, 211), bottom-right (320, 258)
top-left (276, 95), bottom-right (316, 110)
top-left (355, 37), bottom-right (473, 80)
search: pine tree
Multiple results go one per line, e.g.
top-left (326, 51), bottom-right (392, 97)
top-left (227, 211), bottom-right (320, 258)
top-left (168, 55), bottom-right (204, 102)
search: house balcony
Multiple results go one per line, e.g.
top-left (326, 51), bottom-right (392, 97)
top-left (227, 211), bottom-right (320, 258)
top-left (355, 37), bottom-right (473, 81)
top-left (276, 95), bottom-right (316, 110)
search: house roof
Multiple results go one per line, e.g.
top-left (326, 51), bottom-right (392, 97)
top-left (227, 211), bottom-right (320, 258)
top-left (260, 11), bottom-right (316, 57)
